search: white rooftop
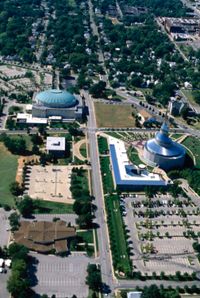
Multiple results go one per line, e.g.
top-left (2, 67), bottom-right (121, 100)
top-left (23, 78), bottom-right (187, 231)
top-left (17, 113), bottom-right (47, 124)
top-left (127, 292), bottom-right (142, 298)
top-left (46, 137), bottom-right (66, 151)
top-left (109, 137), bottom-right (167, 186)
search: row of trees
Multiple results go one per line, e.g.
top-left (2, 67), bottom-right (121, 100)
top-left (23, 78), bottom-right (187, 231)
top-left (71, 167), bottom-right (95, 228)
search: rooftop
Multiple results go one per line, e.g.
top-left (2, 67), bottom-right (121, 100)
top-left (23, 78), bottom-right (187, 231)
top-left (14, 220), bottom-right (76, 253)
top-left (35, 89), bottom-right (77, 108)
top-left (109, 137), bottom-right (167, 187)
top-left (46, 137), bottom-right (66, 151)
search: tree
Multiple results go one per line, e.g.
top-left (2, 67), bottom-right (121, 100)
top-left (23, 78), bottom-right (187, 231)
top-left (9, 212), bottom-right (20, 231)
top-left (89, 81), bottom-right (106, 98)
top-left (17, 196), bottom-right (33, 218)
top-left (86, 264), bottom-right (102, 292)
top-left (141, 285), bottom-right (163, 298)
top-left (8, 243), bottom-right (29, 261)
top-left (10, 182), bottom-right (23, 196)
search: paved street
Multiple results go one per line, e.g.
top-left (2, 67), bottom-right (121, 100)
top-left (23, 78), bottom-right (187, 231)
top-left (84, 89), bottom-right (115, 296)
top-left (30, 253), bottom-right (89, 298)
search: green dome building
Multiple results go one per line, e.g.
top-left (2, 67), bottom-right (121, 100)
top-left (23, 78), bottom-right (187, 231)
top-left (32, 89), bottom-right (83, 120)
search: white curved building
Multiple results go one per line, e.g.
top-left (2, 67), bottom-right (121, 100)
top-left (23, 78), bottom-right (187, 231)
top-left (143, 122), bottom-right (186, 171)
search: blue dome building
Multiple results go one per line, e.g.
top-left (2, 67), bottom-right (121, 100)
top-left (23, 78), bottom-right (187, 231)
top-left (32, 89), bottom-right (83, 121)
top-left (143, 122), bottom-right (185, 170)
top-left (35, 89), bottom-right (77, 108)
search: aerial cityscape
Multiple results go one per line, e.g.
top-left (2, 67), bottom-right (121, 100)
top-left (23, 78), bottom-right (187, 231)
top-left (0, 0), bottom-right (200, 297)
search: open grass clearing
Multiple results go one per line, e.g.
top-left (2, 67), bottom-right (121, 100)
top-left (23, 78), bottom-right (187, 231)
top-left (33, 199), bottom-right (74, 214)
top-left (182, 136), bottom-right (200, 168)
top-left (79, 142), bottom-right (87, 158)
top-left (94, 102), bottom-right (136, 128)
top-left (127, 146), bottom-right (143, 166)
top-left (0, 142), bottom-right (18, 207)
top-left (77, 230), bottom-right (94, 244)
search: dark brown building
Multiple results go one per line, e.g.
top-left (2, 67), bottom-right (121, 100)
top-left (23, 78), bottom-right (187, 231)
top-left (14, 220), bottom-right (76, 254)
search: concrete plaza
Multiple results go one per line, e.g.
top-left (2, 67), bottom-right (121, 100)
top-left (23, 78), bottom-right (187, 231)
top-left (26, 165), bottom-right (73, 204)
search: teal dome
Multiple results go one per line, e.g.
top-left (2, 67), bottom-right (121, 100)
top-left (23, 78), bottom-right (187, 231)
top-left (35, 89), bottom-right (77, 108)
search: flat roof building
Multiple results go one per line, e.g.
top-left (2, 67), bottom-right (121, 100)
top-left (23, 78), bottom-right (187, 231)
top-left (127, 292), bottom-right (142, 298)
top-left (46, 137), bottom-right (66, 157)
top-left (109, 137), bottom-right (168, 191)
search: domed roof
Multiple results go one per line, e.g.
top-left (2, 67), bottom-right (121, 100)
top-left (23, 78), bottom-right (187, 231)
top-left (35, 89), bottom-right (77, 108)
top-left (145, 122), bottom-right (185, 157)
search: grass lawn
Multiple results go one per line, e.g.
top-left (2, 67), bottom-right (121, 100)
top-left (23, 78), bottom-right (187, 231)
top-left (98, 136), bottom-right (109, 155)
top-left (0, 143), bottom-right (18, 207)
top-left (79, 142), bottom-right (87, 158)
top-left (181, 89), bottom-right (197, 106)
top-left (77, 230), bottom-right (94, 243)
top-left (94, 102), bottom-right (136, 128)
top-left (33, 200), bottom-right (74, 214)
top-left (182, 136), bottom-right (200, 169)
top-left (106, 195), bottom-right (132, 275)
top-left (100, 156), bottom-right (114, 194)
top-left (170, 133), bottom-right (183, 140)
top-left (127, 146), bottom-right (143, 166)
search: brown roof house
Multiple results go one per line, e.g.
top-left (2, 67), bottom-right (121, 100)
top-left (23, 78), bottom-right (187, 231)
top-left (14, 220), bottom-right (76, 254)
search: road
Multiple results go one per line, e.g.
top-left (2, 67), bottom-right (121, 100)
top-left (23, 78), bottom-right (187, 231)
top-left (83, 90), bottom-right (115, 295)
top-left (88, 0), bottom-right (110, 87)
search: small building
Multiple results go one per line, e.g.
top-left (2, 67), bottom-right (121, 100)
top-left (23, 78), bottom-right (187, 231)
top-left (168, 98), bottom-right (187, 116)
top-left (127, 292), bottom-right (142, 298)
top-left (14, 220), bottom-right (76, 254)
top-left (46, 137), bottom-right (66, 157)
top-left (137, 109), bottom-right (152, 125)
top-left (16, 113), bottom-right (48, 125)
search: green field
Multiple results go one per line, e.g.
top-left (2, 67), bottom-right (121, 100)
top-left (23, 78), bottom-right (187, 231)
top-left (79, 142), bottom-right (87, 158)
top-left (33, 200), bottom-right (74, 214)
top-left (0, 143), bottom-right (18, 207)
top-left (99, 156), bottom-right (114, 194)
top-left (98, 136), bottom-right (109, 155)
top-left (94, 102), bottom-right (136, 128)
top-left (106, 195), bottom-right (132, 276)
top-left (182, 136), bottom-right (200, 168)
top-left (77, 230), bottom-right (94, 243)
top-left (127, 146), bottom-right (143, 166)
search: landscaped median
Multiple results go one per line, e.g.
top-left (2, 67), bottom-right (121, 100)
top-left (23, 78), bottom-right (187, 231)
top-left (105, 194), bottom-right (132, 277)
top-left (98, 137), bottom-right (132, 277)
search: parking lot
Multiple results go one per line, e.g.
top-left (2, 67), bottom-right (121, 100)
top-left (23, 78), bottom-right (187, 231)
top-left (120, 193), bottom-right (200, 275)
top-left (0, 208), bottom-right (11, 247)
top-left (31, 253), bottom-right (89, 298)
